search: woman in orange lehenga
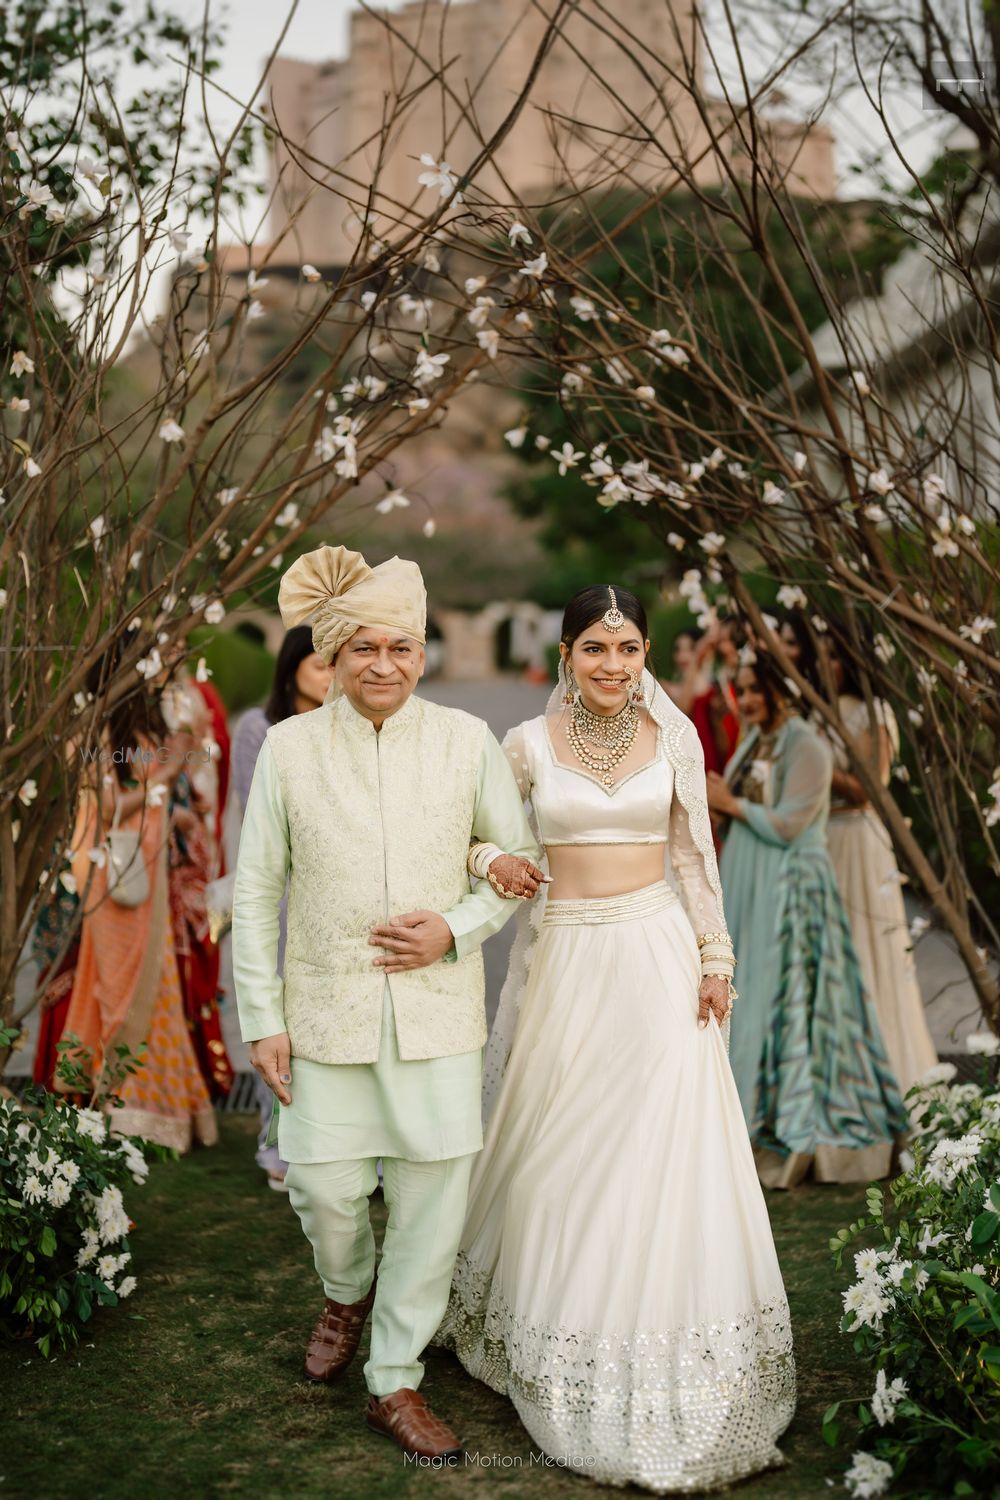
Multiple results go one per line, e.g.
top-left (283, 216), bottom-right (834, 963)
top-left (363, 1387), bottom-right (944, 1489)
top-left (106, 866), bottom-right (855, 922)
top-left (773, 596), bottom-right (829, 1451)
top-left (59, 682), bottom-right (217, 1152)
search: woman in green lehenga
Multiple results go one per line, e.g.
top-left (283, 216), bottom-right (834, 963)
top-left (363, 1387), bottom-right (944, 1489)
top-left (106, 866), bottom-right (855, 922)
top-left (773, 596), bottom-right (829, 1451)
top-left (706, 652), bottom-right (907, 1188)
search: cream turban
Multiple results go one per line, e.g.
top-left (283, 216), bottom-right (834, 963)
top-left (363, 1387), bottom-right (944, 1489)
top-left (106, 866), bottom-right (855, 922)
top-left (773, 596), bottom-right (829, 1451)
top-left (277, 544), bottom-right (427, 670)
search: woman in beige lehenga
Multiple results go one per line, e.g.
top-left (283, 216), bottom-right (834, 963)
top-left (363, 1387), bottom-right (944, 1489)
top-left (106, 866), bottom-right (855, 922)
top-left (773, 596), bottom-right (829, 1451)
top-left (822, 644), bottom-right (937, 1097)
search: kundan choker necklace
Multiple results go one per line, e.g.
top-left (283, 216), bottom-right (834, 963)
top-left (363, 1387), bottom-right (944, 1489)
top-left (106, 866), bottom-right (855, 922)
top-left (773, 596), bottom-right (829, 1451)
top-left (567, 697), bottom-right (639, 786)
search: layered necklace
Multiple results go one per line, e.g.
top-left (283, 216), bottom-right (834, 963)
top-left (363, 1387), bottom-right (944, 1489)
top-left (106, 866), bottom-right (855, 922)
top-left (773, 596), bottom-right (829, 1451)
top-left (567, 697), bottom-right (639, 786)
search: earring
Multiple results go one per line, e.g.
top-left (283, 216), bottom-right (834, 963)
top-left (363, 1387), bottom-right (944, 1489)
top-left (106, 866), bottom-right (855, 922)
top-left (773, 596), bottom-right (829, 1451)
top-left (626, 666), bottom-right (645, 707)
top-left (562, 664), bottom-right (577, 706)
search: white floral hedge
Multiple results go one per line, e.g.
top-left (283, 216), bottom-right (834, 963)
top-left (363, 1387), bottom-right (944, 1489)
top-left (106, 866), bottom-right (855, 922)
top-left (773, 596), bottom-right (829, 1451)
top-left (1, 1091), bottom-right (149, 1357)
top-left (827, 1040), bottom-right (1000, 1497)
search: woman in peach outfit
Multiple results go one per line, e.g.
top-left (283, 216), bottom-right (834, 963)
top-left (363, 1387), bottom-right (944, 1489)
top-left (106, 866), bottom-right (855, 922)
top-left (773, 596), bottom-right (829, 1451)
top-left (59, 669), bottom-right (216, 1152)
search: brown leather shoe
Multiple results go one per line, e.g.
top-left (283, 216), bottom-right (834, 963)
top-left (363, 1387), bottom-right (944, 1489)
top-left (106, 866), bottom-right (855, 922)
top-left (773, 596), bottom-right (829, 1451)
top-left (303, 1276), bottom-right (377, 1383)
top-left (366, 1388), bottom-right (462, 1461)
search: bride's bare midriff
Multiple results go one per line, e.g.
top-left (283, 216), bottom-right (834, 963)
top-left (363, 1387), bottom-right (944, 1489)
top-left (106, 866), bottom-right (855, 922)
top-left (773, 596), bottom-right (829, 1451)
top-left (545, 843), bottom-right (665, 900)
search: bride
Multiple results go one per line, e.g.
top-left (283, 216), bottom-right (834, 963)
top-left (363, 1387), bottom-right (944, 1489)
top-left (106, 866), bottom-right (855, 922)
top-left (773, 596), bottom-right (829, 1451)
top-left (436, 586), bottom-right (795, 1493)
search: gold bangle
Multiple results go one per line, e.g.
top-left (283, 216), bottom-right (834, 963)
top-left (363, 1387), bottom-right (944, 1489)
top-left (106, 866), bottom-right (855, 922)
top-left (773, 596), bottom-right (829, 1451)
top-left (696, 931), bottom-right (731, 948)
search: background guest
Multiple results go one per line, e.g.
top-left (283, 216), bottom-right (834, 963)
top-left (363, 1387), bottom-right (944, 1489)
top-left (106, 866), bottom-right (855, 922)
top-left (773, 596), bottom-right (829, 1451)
top-left (231, 626), bottom-right (335, 1189)
top-left (666, 620), bottom-right (741, 774)
top-left (706, 650), bottom-right (906, 1188)
top-left (59, 647), bottom-right (217, 1150)
top-left (821, 631), bottom-right (938, 1095)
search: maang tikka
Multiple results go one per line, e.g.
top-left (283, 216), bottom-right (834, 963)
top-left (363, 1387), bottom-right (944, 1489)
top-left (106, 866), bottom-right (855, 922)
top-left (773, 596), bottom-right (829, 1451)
top-left (602, 587), bottom-right (626, 634)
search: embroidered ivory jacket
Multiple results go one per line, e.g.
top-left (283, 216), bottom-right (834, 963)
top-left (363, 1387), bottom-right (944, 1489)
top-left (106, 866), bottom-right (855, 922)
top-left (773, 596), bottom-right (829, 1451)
top-left (232, 693), bottom-right (538, 1064)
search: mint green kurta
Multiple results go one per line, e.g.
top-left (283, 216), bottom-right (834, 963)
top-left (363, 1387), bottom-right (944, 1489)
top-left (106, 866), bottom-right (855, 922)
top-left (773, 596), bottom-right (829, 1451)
top-left (234, 728), bottom-right (537, 1163)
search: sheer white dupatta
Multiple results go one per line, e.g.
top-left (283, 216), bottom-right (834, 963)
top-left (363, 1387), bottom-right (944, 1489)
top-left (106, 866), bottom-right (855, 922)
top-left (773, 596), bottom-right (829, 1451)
top-left (482, 665), bottom-right (731, 1122)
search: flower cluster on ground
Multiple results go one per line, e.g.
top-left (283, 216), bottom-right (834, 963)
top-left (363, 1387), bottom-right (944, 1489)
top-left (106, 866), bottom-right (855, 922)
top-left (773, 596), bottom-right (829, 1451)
top-left (0, 1066), bottom-right (151, 1357)
top-left (826, 1048), bottom-right (1000, 1496)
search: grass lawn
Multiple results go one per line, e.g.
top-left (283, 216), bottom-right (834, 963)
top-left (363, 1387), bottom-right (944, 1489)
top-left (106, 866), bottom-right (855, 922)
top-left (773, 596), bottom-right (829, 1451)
top-left (4, 1118), bottom-right (866, 1500)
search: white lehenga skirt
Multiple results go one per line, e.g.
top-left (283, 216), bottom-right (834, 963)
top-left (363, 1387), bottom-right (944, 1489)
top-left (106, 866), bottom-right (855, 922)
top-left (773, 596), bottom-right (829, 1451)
top-left (437, 882), bottom-right (795, 1493)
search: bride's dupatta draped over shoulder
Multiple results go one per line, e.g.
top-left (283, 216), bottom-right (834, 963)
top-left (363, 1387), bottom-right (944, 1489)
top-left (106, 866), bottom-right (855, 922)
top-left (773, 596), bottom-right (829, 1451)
top-left (482, 664), bottom-right (730, 1119)
top-left (58, 750), bottom-right (216, 1151)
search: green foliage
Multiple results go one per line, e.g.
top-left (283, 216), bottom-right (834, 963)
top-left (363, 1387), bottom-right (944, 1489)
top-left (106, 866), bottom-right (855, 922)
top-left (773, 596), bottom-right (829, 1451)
top-left (188, 627), bottom-right (275, 715)
top-left (827, 1065), bottom-right (1000, 1496)
top-left (0, 1082), bottom-right (155, 1356)
top-left (505, 191), bottom-right (906, 582)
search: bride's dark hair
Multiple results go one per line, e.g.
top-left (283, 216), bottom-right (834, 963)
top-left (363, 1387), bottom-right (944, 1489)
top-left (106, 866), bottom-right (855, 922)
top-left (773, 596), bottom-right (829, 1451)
top-left (560, 585), bottom-right (648, 647)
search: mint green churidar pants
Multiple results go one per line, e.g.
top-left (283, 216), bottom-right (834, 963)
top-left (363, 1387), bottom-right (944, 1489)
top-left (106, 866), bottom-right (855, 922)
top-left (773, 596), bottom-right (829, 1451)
top-left (281, 985), bottom-right (481, 1397)
top-left (286, 1152), bottom-right (474, 1396)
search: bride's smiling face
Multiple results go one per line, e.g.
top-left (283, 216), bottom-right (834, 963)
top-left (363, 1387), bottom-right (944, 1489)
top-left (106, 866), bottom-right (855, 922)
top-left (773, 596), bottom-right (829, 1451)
top-left (561, 619), bottom-right (650, 715)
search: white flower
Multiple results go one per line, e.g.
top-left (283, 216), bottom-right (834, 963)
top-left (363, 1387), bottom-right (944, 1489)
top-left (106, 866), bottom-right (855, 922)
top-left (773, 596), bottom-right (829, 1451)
top-left (561, 371), bottom-right (585, 397)
top-left (462, 276), bottom-right (487, 297)
top-left (301, 263), bottom-right (321, 282)
top-left (246, 299), bottom-right (266, 322)
top-left (195, 658), bottom-right (212, 684)
top-left (406, 396), bottom-right (430, 416)
top-left (504, 219), bottom-right (532, 247)
top-left (412, 349), bottom-right (450, 386)
top-left (18, 179), bottom-right (53, 218)
top-left (22, 1173), bottom-right (46, 1204)
top-left (635, 385), bottom-right (655, 404)
top-left (513, 310), bottom-right (534, 331)
top-left (908, 915), bottom-right (929, 941)
top-left (518, 253), bottom-right (548, 279)
top-left (360, 290), bottom-right (377, 312)
top-left (8, 396), bottom-right (29, 412)
top-left (776, 585), bottom-right (807, 610)
top-left (854, 1248), bottom-right (880, 1278)
top-left (476, 329), bottom-right (500, 360)
top-left (204, 600), bottom-right (226, 625)
top-left (22, 455), bottom-right (42, 478)
top-left (761, 480), bottom-right (786, 507)
top-left (76, 1228), bottom-right (100, 1267)
top-left (554, 442), bottom-right (585, 477)
top-left (97, 1254), bottom-right (120, 1280)
top-left (421, 247), bottom-right (441, 272)
top-left (398, 292), bottom-right (432, 327)
top-left (727, 461), bottom-right (748, 479)
top-left (18, 779), bottom-right (38, 806)
top-left (275, 502), bottom-right (300, 528)
top-left (246, 269), bottom-right (268, 294)
top-left (932, 526), bottom-right (959, 558)
top-left (917, 1062), bottom-right (957, 1087)
top-left (871, 1368), bottom-right (908, 1427)
top-left (868, 468), bottom-right (895, 496)
top-left (11, 350), bottom-right (34, 378)
top-left (504, 425), bottom-right (527, 449)
top-left (793, 451), bottom-right (807, 472)
top-left (422, 518), bottom-right (436, 538)
top-left (92, 1184), bottom-right (129, 1244)
top-left (844, 1450), bottom-right (893, 1497)
top-left (687, 462), bottom-right (706, 483)
top-left (135, 649), bottom-right (163, 680)
top-left (967, 1031), bottom-right (1000, 1055)
top-left (117, 1275), bottom-right (137, 1298)
top-left (873, 633), bottom-right (895, 664)
top-left (667, 532), bottom-right (685, 550)
top-left (57, 1160), bottom-right (81, 1185)
top-left (534, 434), bottom-right (550, 451)
top-left (699, 532), bottom-right (726, 557)
top-left (594, 474), bottom-right (628, 509)
top-left (59, 871), bottom-right (77, 895)
top-left (569, 294), bottom-right (598, 321)
top-left (375, 489), bottom-right (410, 514)
top-left (863, 504), bottom-right (887, 523)
top-left (924, 1132), bottom-right (983, 1188)
top-left (466, 296), bottom-right (495, 329)
top-left (959, 615), bottom-right (995, 645)
top-left (850, 370), bottom-right (871, 397)
top-left (158, 418), bottom-right (185, 444)
top-left (416, 153), bottom-right (462, 203)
